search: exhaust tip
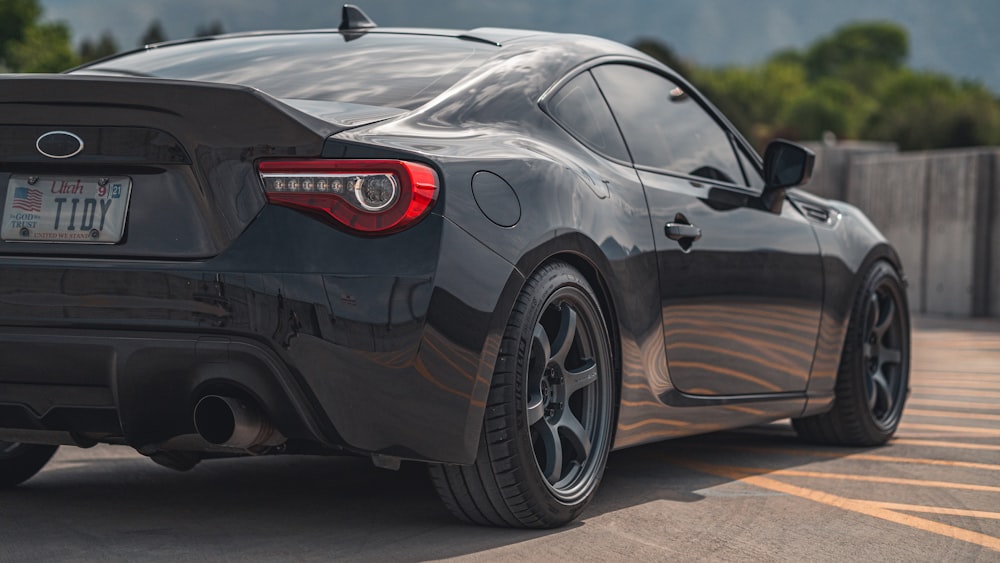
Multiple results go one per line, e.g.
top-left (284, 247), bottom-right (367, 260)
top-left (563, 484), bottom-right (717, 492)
top-left (193, 395), bottom-right (240, 445)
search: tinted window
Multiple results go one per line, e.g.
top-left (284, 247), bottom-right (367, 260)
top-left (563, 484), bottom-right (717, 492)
top-left (735, 144), bottom-right (765, 190)
top-left (77, 33), bottom-right (494, 110)
top-left (592, 64), bottom-right (744, 185)
top-left (547, 71), bottom-right (630, 162)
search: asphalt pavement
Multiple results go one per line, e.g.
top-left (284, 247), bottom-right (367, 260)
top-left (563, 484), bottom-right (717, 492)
top-left (1, 316), bottom-right (997, 561)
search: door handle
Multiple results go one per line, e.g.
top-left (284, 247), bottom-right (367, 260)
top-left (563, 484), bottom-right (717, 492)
top-left (665, 223), bottom-right (702, 241)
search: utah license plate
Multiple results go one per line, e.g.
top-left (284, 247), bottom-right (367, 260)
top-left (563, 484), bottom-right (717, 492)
top-left (2, 175), bottom-right (132, 243)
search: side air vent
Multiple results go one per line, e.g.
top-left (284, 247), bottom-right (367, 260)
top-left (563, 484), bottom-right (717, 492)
top-left (801, 203), bottom-right (831, 223)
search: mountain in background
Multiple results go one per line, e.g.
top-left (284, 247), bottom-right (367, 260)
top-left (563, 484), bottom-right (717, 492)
top-left (40, 0), bottom-right (1000, 92)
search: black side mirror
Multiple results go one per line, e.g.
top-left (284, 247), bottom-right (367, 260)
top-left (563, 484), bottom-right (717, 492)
top-left (763, 139), bottom-right (815, 189)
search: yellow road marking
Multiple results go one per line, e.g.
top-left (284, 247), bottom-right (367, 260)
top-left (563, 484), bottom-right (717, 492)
top-left (911, 389), bottom-right (1000, 399)
top-left (907, 398), bottom-right (1000, 410)
top-left (891, 439), bottom-right (1000, 452)
top-left (867, 502), bottom-right (1000, 520)
top-left (697, 445), bottom-right (1000, 472)
top-left (905, 408), bottom-right (1000, 422)
top-left (721, 466), bottom-right (1000, 493)
top-left (913, 380), bottom-right (1000, 390)
top-left (900, 423), bottom-right (1000, 436)
top-left (676, 460), bottom-right (1000, 552)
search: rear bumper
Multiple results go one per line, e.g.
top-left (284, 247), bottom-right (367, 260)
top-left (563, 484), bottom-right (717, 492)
top-left (0, 213), bottom-right (519, 464)
top-left (0, 327), bottom-right (328, 450)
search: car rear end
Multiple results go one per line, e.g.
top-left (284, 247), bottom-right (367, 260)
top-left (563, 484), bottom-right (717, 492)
top-left (0, 31), bottom-right (494, 463)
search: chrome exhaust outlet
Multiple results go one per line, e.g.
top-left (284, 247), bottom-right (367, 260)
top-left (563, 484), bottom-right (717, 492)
top-left (193, 395), bottom-right (285, 449)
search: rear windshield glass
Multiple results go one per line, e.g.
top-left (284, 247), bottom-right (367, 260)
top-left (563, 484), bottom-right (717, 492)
top-left (77, 32), bottom-right (495, 109)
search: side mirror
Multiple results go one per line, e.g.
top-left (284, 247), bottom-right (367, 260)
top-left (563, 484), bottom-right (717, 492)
top-left (763, 139), bottom-right (815, 189)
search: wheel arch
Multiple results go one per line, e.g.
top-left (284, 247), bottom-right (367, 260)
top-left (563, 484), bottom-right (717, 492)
top-left (471, 232), bottom-right (624, 441)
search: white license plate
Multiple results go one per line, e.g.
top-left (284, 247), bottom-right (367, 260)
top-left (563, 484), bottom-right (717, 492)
top-left (2, 175), bottom-right (132, 243)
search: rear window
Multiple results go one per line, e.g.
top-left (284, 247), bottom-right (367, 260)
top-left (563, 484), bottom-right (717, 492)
top-left (77, 32), bottom-right (495, 110)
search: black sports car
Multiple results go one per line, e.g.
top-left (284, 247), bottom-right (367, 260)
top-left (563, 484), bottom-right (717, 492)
top-left (0, 5), bottom-right (910, 528)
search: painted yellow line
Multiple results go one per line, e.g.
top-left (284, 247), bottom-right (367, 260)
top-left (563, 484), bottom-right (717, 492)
top-left (709, 445), bottom-right (1000, 472)
top-left (908, 398), bottom-right (1000, 410)
top-left (724, 466), bottom-right (1000, 493)
top-left (911, 388), bottom-right (1000, 400)
top-left (891, 439), bottom-right (1000, 452)
top-left (677, 460), bottom-right (1000, 552)
top-left (913, 381), bottom-right (1000, 390)
top-left (905, 408), bottom-right (1000, 422)
top-left (900, 423), bottom-right (1000, 436)
top-left (867, 502), bottom-right (1000, 520)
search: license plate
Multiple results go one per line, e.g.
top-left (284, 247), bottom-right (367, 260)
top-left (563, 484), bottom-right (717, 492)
top-left (2, 175), bottom-right (132, 243)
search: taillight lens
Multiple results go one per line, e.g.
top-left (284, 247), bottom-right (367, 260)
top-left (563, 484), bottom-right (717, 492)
top-left (258, 159), bottom-right (439, 234)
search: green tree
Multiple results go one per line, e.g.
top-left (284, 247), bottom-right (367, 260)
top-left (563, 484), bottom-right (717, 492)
top-left (864, 71), bottom-right (1000, 149)
top-left (140, 19), bottom-right (167, 46)
top-left (779, 79), bottom-right (871, 140)
top-left (79, 31), bottom-right (120, 63)
top-left (633, 37), bottom-right (691, 76)
top-left (195, 20), bottom-right (225, 38)
top-left (0, 0), bottom-right (77, 72)
top-left (0, 0), bottom-right (41, 63)
top-left (804, 21), bottom-right (908, 84)
top-left (6, 21), bottom-right (77, 72)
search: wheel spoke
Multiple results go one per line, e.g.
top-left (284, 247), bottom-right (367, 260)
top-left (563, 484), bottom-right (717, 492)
top-left (550, 304), bottom-right (578, 366)
top-left (557, 410), bottom-right (592, 461)
top-left (866, 293), bottom-right (879, 331)
top-left (881, 346), bottom-right (902, 366)
top-left (564, 360), bottom-right (598, 395)
top-left (873, 295), bottom-right (895, 338)
top-left (536, 420), bottom-right (564, 483)
top-left (532, 323), bottom-right (552, 365)
top-left (526, 395), bottom-right (545, 426)
top-left (871, 370), bottom-right (893, 414)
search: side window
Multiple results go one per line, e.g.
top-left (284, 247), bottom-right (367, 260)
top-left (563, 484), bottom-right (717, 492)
top-left (591, 64), bottom-right (745, 186)
top-left (735, 144), bottom-right (765, 190)
top-left (546, 71), bottom-right (630, 162)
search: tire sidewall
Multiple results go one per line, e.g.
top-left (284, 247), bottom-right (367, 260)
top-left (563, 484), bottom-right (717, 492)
top-left (842, 261), bottom-right (911, 441)
top-left (505, 263), bottom-right (615, 522)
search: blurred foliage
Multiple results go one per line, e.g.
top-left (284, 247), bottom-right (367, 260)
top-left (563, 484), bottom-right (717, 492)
top-left (0, 0), bottom-right (77, 72)
top-left (78, 31), bottom-right (119, 63)
top-left (140, 19), bottom-right (168, 46)
top-left (637, 21), bottom-right (1000, 151)
top-left (195, 20), bottom-right (225, 38)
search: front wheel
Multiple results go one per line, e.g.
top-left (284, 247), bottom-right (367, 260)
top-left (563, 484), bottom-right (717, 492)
top-left (793, 260), bottom-right (910, 445)
top-left (0, 442), bottom-right (58, 488)
top-left (430, 262), bottom-right (616, 528)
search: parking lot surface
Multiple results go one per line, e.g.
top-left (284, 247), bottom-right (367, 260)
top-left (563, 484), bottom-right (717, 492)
top-left (1, 316), bottom-right (997, 561)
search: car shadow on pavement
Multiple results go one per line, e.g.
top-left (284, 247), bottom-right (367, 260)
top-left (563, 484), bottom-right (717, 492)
top-left (0, 422), bottom-right (865, 560)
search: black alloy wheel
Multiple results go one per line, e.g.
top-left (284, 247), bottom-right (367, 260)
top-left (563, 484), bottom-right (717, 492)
top-left (862, 281), bottom-right (907, 431)
top-left (430, 262), bottom-right (616, 527)
top-left (0, 441), bottom-right (59, 488)
top-left (526, 290), bottom-right (612, 502)
top-left (793, 260), bottom-right (910, 445)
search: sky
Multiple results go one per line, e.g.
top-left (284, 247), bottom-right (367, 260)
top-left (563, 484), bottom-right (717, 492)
top-left (39, 0), bottom-right (1000, 93)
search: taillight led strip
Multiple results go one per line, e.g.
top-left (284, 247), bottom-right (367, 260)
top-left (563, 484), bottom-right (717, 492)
top-left (258, 159), bottom-right (439, 235)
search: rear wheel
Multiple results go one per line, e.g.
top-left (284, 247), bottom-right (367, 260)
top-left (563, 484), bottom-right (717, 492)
top-left (430, 262), bottom-right (616, 528)
top-left (0, 442), bottom-right (58, 488)
top-left (793, 260), bottom-right (910, 445)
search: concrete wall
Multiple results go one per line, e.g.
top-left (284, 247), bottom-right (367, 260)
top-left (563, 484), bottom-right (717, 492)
top-left (803, 146), bottom-right (999, 317)
top-left (993, 155), bottom-right (1000, 318)
top-left (802, 141), bottom-right (898, 201)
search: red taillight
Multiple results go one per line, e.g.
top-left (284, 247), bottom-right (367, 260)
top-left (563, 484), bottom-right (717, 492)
top-left (258, 159), bottom-right (439, 234)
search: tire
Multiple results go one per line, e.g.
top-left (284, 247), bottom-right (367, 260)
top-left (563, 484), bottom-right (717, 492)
top-left (793, 260), bottom-right (910, 445)
top-left (430, 261), bottom-right (616, 528)
top-left (0, 442), bottom-right (58, 488)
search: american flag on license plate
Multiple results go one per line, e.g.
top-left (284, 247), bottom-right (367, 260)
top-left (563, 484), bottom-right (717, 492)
top-left (12, 187), bottom-right (43, 213)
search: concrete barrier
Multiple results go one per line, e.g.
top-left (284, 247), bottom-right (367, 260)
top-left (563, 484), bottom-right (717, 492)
top-left (803, 146), bottom-right (999, 317)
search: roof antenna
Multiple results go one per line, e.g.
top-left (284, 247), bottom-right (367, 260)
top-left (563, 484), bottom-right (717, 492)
top-left (339, 4), bottom-right (377, 31)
